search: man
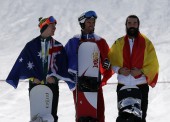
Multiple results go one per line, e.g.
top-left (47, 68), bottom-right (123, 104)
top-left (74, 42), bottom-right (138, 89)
top-left (65, 10), bottom-right (113, 122)
top-left (6, 16), bottom-right (74, 122)
top-left (108, 15), bottom-right (159, 122)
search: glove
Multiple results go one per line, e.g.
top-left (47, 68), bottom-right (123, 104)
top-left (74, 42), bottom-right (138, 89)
top-left (102, 58), bottom-right (111, 70)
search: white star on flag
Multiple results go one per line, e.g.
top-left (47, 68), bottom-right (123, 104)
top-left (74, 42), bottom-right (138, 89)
top-left (37, 51), bottom-right (42, 59)
top-left (19, 57), bottom-right (23, 62)
top-left (27, 61), bottom-right (34, 70)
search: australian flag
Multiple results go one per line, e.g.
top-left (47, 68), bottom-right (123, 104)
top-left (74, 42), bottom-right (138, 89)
top-left (6, 36), bottom-right (75, 90)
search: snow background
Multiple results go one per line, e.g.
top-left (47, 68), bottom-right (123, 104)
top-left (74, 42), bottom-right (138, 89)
top-left (0, 0), bottom-right (170, 121)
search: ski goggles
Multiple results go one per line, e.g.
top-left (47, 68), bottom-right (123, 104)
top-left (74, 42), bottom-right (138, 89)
top-left (39, 16), bottom-right (57, 29)
top-left (78, 11), bottom-right (97, 22)
top-left (84, 11), bottom-right (97, 18)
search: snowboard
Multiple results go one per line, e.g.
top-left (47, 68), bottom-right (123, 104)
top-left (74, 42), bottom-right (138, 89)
top-left (76, 42), bottom-right (100, 121)
top-left (116, 86), bottom-right (142, 122)
top-left (30, 85), bottom-right (54, 122)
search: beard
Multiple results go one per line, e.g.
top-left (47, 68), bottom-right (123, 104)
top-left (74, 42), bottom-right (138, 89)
top-left (126, 27), bottom-right (139, 37)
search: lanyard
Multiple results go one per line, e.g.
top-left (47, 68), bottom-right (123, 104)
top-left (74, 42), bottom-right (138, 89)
top-left (41, 39), bottom-right (49, 67)
top-left (41, 39), bottom-right (50, 83)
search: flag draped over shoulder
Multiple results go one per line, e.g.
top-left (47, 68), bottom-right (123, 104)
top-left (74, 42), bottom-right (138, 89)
top-left (108, 33), bottom-right (159, 87)
top-left (65, 34), bottom-right (113, 86)
top-left (6, 36), bottom-right (75, 90)
top-left (64, 37), bottom-right (79, 75)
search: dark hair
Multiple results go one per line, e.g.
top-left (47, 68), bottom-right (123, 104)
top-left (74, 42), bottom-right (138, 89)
top-left (39, 17), bottom-right (43, 22)
top-left (125, 15), bottom-right (140, 26)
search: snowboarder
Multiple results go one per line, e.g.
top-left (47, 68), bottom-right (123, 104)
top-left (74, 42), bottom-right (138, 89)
top-left (6, 16), bottom-right (75, 122)
top-left (108, 15), bottom-right (159, 122)
top-left (65, 10), bottom-right (113, 122)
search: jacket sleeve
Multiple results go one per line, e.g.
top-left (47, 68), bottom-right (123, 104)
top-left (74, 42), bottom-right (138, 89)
top-left (96, 39), bottom-right (114, 86)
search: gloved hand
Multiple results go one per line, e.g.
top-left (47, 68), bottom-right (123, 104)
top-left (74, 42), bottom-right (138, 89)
top-left (102, 58), bottom-right (111, 70)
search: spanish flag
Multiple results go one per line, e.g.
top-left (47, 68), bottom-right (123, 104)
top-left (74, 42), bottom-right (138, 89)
top-left (108, 33), bottom-right (159, 87)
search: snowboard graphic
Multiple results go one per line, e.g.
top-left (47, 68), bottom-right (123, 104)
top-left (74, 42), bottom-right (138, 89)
top-left (30, 85), bottom-right (54, 122)
top-left (116, 86), bottom-right (142, 122)
top-left (76, 42), bottom-right (100, 121)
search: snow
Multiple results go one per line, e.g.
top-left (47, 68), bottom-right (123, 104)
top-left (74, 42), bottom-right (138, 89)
top-left (0, 0), bottom-right (170, 121)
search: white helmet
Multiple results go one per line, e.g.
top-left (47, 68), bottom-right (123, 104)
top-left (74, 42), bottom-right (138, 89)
top-left (78, 10), bottom-right (97, 29)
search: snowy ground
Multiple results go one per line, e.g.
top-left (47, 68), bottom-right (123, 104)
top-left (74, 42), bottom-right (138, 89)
top-left (0, 0), bottom-right (170, 122)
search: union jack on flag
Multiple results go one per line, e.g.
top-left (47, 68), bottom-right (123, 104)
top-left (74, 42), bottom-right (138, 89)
top-left (6, 36), bottom-right (75, 90)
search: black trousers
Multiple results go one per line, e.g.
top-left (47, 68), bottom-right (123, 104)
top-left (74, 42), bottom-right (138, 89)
top-left (29, 83), bottom-right (59, 122)
top-left (117, 84), bottom-right (149, 122)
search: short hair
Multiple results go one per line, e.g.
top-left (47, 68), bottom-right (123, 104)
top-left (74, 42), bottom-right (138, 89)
top-left (125, 15), bottom-right (140, 26)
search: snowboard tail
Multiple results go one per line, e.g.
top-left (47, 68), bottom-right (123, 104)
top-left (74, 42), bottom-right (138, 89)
top-left (76, 91), bottom-right (98, 121)
top-left (30, 85), bottom-right (54, 122)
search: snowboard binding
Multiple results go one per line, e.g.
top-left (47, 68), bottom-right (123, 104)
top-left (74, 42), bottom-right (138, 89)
top-left (78, 76), bottom-right (99, 92)
top-left (78, 116), bottom-right (98, 122)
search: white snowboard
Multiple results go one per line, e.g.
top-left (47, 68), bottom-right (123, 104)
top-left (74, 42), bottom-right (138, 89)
top-left (78, 42), bottom-right (100, 78)
top-left (77, 42), bottom-right (100, 119)
top-left (30, 85), bottom-right (54, 122)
